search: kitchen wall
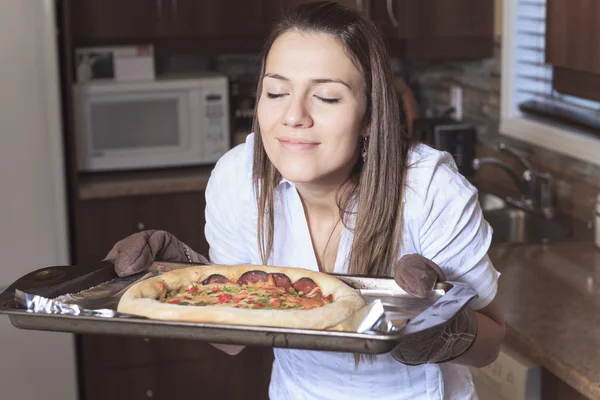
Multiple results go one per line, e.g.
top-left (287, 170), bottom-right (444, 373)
top-left (0, 1), bottom-right (77, 399)
top-left (400, 38), bottom-right (600, 224)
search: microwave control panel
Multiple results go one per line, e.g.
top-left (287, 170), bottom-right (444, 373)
top-left (203, 93), bottom-right (229, 156)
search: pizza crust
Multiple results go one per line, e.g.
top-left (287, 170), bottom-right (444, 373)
top-left (117, 263), bottom-right (367, 330)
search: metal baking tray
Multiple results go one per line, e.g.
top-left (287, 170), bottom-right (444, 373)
top-left (0, 261), bottom-right (477, 354)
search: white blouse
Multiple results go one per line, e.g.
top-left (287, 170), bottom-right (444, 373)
top-left (204, 133), bottom-right (500, 400)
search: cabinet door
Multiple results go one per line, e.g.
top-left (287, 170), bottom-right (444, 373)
top-left (404, 0), bottom-right (493, 39)
top-left (171, 0), bottom-right (266, 38)
top-left (402, 0), bottom-right (494, 60)
top-left (370, 0), bottom-right (408, 39)
top-left (75, 196), bottom-right (138, 265)
top-left (69, 0), bottom-right (166, 43)
top-left (80, 335), bottom-right (274, 400)
top-left (546, 0), bottom-right (600, 75)
top-left (75, 192), bottom-right (208, 265)
top-left (132, 192), bottom-right (208, 256)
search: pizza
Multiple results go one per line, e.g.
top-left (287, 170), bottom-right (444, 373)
top-left (117, 263), bottom-right (366, 330)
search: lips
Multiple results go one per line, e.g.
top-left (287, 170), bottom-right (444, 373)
top-left (276, 136), bottom-right (320, 151)
top-left (277, 136), bottom-right (319, 145)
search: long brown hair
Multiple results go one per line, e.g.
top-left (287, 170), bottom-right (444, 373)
top-left (252, 1), bottom-right (412, 278)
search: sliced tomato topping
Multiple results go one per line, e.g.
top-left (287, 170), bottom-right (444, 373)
top-left (168, 299), bottom-right (181, 304)
top-left (271, 299), bottom-right (281, 307)
top-left (217, 294), bottom-right (232, 304)
top-left (232, 297), bottom-right (244, 303)
top-left (247, 298), bottom-right (255, 304)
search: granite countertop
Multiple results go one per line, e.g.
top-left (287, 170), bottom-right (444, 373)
top-left (78, 166), bottom-right (215, 200)
top-left (490, 239), bottom-right (600, 399)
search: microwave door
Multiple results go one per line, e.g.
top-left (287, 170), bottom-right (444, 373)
top-left (79, 90), bottom-right (196, 172)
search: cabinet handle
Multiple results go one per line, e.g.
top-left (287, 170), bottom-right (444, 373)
top-left (145, 389), bottom-right (154, 398)
top-left (137, 222), bottom-right (145, 231)
top-left (386, 0), bottom-right (399, 28)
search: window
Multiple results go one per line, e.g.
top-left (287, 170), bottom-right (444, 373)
top-left (500, 0), bottom-right (600, 167)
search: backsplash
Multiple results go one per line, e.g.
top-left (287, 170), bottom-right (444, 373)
top-left (399, 39), bottom-right (600, 224)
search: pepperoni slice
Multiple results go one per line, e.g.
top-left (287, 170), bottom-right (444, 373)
top-left (236, 270), bottom-right (269, 285)
top-left (293, 277), bottom-right (318, 295)
top-left (201, 274), bottom-right (229, 285)
top-left (269, 273), bottom-right (293, 289)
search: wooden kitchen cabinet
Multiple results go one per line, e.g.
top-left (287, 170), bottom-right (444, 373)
top-left (68, 0), bottom-right (266, 47)
top-left (68, 0), bottom-right (494, 60)
top-left (75, 192), bottom-right (208, 265)
top-left (372, 0), bottom-right (495, 60)
top-left (69, 0), bottom-right (167, 42)
top-left (169, 0), bottom-right (265, 38)
top-left (80, 334), bottom-right (274, 400)
top-left (545, 0), bottom-right (600, 102)
top-left (546, 0), bottom-right (600, 75)
top-left (264, 0), bottom-right (494, 60)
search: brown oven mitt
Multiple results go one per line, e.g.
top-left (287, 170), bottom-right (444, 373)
top-left (104, 230), bottom-right (209, 277)
top-left (391, 253), bottom-right (478, 365)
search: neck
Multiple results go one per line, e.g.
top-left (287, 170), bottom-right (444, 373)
top-left (293, 154), bottom-right (359, 219)
top-left (295, 181), bottom-right (340, 220)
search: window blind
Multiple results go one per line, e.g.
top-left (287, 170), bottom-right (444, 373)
top-left (513, 0), bottom-right (600, 132)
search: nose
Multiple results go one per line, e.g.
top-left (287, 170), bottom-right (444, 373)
top-left (282, 96), bottom-right (313, 128)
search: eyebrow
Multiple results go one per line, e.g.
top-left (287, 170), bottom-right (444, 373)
top-left (264, 73), bottom-right (351, 89)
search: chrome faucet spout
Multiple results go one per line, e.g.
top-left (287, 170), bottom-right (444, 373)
top-left (473, 143), bottom-right (556, 220)
top-left (499, 143), bottom-right (536, 202)
top-left (472, 157), bottom-right (529, 195)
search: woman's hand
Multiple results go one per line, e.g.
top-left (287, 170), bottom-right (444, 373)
top-left (393, 253), bottom-right (446, 298)
top-left (104, 230), bottom-right (209, 277)
top-left (391, 253), bottom-right (505, 367)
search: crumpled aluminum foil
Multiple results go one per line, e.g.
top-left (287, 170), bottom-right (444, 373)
top-left (15, 270), bottom-right (158, 319)
top-left (355, 281), bottom-right (479, 334)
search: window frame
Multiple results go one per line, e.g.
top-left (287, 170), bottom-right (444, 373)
top-left (500, 0), bottom-right (600, 167)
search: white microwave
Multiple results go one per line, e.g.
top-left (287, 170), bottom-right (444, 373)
top-left (73, 73), bottom-right (231, 172)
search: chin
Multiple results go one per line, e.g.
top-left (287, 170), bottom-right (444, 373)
top-left (278, 167), bottom-right (318, 184)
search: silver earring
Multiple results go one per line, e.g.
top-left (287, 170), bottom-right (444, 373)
top-left (361, 137), bottom-right (368, 162)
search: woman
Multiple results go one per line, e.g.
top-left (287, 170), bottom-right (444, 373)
top-left (106, 2), bottom-right (505, 398)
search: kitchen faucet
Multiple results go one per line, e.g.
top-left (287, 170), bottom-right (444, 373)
top-left (472, 143), bottom-right (556, 220)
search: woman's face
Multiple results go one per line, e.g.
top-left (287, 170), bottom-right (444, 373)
top-left (257, 31), bottom-right (368, 187)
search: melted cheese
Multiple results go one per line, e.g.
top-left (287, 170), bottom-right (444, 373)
top-left (159, 282), bottom-right (332, 310)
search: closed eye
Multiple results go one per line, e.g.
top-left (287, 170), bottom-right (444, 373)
top-left (266, 92), bottom-right (287, 99)
top-left (315, 96), bottom-right (340, 104)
